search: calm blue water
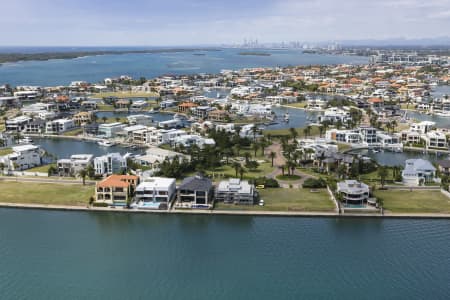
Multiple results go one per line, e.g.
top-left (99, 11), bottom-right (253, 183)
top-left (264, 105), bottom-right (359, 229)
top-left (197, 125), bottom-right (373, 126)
top-left (0, 48), bottom-right (367, 86)
top-left (352, 149), bottom-right (446, 166)
top-left (0, 208), bottom-right (449, 299)
top-left (34, 137), bottom-right (143, 159)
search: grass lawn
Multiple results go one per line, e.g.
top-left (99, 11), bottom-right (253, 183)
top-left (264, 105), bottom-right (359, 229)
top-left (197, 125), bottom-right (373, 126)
top-left (0, 181), bottom-right (93, 206)
top-left (27, 163), bottom-right (56, 173)
top-left (215, 188), bottom-right (335, 212)
top-left (263, 125), bottom-right (321, 138)
top-left (360, 169), bottom-right (395, 183)
top-left (63, 128), bottom-right (84, 136)
top-left (97, 104), bottom-right (114, 111)
top-left (0, 148), bottom-right (13, 156)
top-left (0, 123), bottom-right (5, 131)
top-left (286, 102), bottom-right (307, 108)
top-left (206, 161), bottom-right (275, 181)
top-left (375, 190), bottom-right (450, 213)
top-left (276, 174), bottom-right (301, 181)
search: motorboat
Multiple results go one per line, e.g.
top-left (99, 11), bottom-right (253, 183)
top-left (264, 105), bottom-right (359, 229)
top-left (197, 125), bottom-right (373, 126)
top-left (98, 140), bottom-right (115, 147)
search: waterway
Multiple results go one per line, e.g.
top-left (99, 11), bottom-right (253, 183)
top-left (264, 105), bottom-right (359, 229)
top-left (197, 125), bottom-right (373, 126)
top-left (0, 208), bottom-right (449, 299)
top-left (351, 149), bottom-right (447, 167)
top-left (33, 137), bottom-right (144, 159)
top-left (0, 48), bottom-right (368, 86)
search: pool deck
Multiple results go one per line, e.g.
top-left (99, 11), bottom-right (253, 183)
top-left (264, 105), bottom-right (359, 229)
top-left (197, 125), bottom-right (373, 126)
top-left (1, 202), bottom-right (450, 219)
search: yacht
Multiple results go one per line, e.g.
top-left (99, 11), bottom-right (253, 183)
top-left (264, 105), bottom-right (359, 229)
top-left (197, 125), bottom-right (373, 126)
top-left (98, 140), bottom-right (115, 147)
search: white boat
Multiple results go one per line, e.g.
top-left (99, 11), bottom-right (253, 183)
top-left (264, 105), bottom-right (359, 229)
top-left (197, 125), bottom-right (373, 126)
top-left (19, 137), bottom-right (33, 144)
top-left (98, 140), bottom-right (114, 147)
top-left (148, 108), bottom-right (157, 114)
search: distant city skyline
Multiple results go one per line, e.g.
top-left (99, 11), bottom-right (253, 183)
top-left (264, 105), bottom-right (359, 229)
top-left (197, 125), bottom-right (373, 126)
top-left (2, 0), bottom-right (450, 46)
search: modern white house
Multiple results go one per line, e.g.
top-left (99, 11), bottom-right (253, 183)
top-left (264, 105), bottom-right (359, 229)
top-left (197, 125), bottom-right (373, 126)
top-left (134, 177), bottom-right (177, 210)
top-left (127, 114), bottom-right (153, 126)
top-left (402, 159), bottom-right (437, 186)
top-left (0, 144), bottom-right (43, 171)
top-left (172, 134), bottom-right (216, 149)
top-left (93, 153), bottom-right (128, 175)
top-left (423, 131), bottom-right (447, 149)
top-left (45, 118), bottom-right (76, 134)
top-left (57, 154), bottom-right (94, 177)
top-left (215, 178), bottom-right (256, 205)
top-left (98, 122), bottom-right (126, 138)
top-left (5, 116), bottom-right (32, 132)
top-left (337, 180), bottom-right (370, 205)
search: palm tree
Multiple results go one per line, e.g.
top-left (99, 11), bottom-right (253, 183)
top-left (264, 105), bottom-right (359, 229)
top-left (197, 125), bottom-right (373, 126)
top-left (378, 166), bottom-right (388, 189)
top-left (239, 167), bottom-right (245, 180)
top-left (233, 162), bottom-right (241, 178)
top-left (289, 127), bottom-right (298, 141)
top-left (79, 169), bottom-right (87, 185)
top-left (269, 151), bottom-right (276, 167)
top-left (252, 143), bottom-right (259, 158)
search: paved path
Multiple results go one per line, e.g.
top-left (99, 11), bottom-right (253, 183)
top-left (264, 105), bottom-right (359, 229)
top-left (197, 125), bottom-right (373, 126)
top-left (265, 142), bottom-right (317, 188)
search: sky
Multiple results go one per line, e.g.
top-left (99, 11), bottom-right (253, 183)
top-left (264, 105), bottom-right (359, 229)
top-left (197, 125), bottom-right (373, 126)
top-left (1, 0), bottom-right (450, 46)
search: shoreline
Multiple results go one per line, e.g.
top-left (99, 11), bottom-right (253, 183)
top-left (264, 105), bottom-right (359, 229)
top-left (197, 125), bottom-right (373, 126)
top-left (1, 202), bottom-right (450, 219)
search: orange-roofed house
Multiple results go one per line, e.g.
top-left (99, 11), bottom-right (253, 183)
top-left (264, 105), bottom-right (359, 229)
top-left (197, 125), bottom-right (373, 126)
top-left (178, 102), bottom-right (198, 113)
top-left (95, 174), bottom-right (139, 206)
top-left (368, 97), bottom-right (384, 108)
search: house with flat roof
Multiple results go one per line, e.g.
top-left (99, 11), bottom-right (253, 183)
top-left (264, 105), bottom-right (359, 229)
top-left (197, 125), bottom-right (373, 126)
top-left (94, 153), bottom-right (127, 176)
top-left (0, 144), bottom-right (42, 171)
top-left (5, 116), bottom-right (32, 132)
top-left (95, 174), bottom-right (139, 206)
top-left (45, 118), bottom-right (76, 134)
top-left (337, 180), bottom-right (370, 205)
top-left (98, 122), bottom-right (126, 138)
top-left (175, 174), bottom-right (214, 209)
top-left (402, 159), bottom-right (437, 186)
top-left (57, 154), bottom-right (94, 177)
top-left (134, 177), bottom-right (177, 210)
top-left (215, 178), bottom-right (256, 205)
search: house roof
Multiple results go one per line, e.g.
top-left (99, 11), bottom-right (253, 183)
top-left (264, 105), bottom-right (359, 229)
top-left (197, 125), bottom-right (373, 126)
top-left (179, 174), bottom-right (212, 191)
top-left (97, 174), bottom-right (138, 188)
top-left (437, 160), bottom-right (450, 168)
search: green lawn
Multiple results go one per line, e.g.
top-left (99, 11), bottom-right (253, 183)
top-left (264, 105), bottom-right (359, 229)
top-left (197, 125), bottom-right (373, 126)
top-left (27, 163), bottom-right (56, 173)
top-left (286, 102), bottom-right (307, 108)
top-left (206, 161), bottom-right (275, 181)
top-left (63, 128), bottom-right (84, 136)
top-left (97, 104), bottom-right (114, 111)
top-left (0, 181), bottom-right (93, 206)
top-left (264, 125), bottom-right (321, 138)
top-left (375, 190), bottom-right (450, 213)
top-left (215, 188), bottom-right (335, 212)
top-left (0, 148), bottom-right (13, 156)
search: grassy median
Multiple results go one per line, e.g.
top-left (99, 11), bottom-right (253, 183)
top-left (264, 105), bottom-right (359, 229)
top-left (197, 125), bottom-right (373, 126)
top-left (0, 181), bottom-right (93, 206)
top-left (375, 190), bottom-right (450, 213)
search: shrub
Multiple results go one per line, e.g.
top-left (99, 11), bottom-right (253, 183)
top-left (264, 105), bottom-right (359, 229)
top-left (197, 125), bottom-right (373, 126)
top-left (303, 178), bottom-right (327, 189)
top-left (92, 202), bottom-right (109, 207)
top-left (253, 177), bottom-right (280, 188)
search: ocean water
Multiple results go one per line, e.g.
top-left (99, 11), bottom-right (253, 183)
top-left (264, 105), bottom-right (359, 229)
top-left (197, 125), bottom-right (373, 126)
top-left (0, 208), bottom-right (449, 300)
top-left (0, 48), bottom-right (367, 86)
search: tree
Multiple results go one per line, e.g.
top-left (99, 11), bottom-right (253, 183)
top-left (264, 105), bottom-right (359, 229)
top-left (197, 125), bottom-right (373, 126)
top-left (269, 151), bottom-right (276, 167)
top-left (115, 117), bottom-right (121, 123)
top-left (102, 116), bottom-right (107, 123)
top-left (289, 127), bottom-right (298, 141)
top-left (252, 143), bottom-right (259, 157)
top-left (337, 164), bottom-right (347, 179)
top-left (86, 164), bottom-right (95, 179)
top-left (233, 162), bottom-right (241, 178)
top-left (79, 169), bottom-right (87, 185)
top-left (239, 167), bottom-right (245, 180)
top-left (48, 165), bottom-right (57, 177)
top-left (378, 166), bottom-right (388, 189)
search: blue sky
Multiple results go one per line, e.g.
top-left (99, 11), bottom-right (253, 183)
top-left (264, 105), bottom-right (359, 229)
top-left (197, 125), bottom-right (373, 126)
top-left (2, 0), bottom-right (450, 46)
